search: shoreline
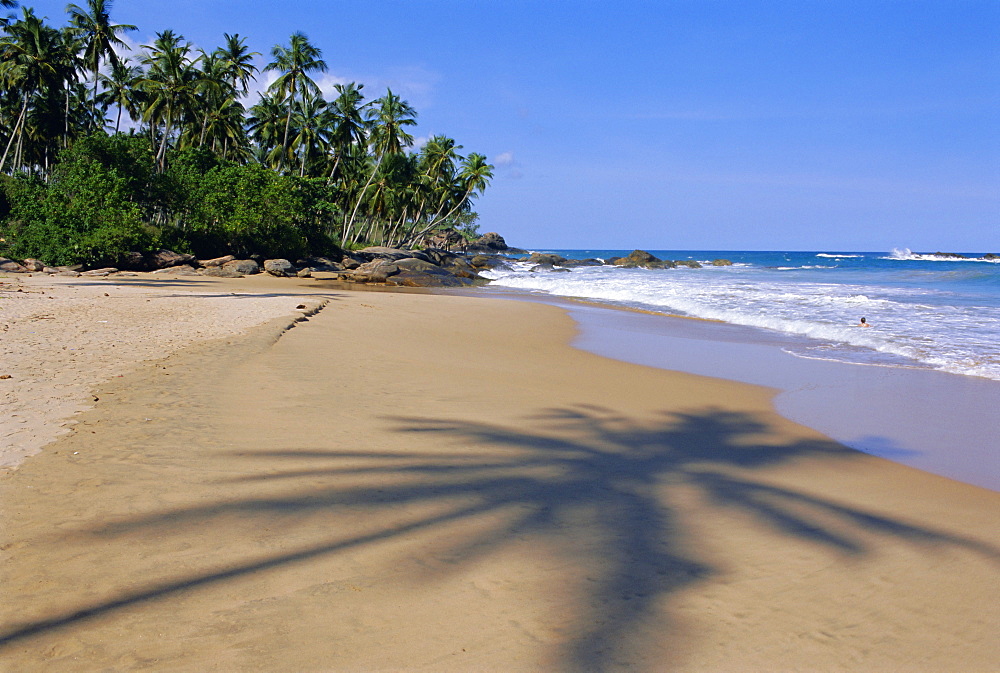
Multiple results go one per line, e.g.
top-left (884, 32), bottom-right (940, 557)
top-left (2, 275), bottom-right (999, 669)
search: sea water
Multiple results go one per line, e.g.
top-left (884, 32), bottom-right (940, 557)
top-left (482, 248), bottom-right (1000, 381)
top-left (480, 249), bottom-right (1000, 490)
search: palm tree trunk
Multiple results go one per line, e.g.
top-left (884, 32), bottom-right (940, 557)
top-left (344, 152), bottom-right (383, 242)
top-left (0, 92), bottom-right (30, 174)
top-left (404, 188), bottom-right (473, 248)
top-left (280, 82), bottom-right (296, 171)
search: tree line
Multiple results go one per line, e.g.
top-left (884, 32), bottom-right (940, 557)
top-left (0, 0), bottom-right (493, 266)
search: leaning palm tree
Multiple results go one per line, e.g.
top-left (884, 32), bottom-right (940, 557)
top-left (263, 31), bottom-right (326, 172)
top-left (403, 152), bottom-right (493, 247)
top-left (0, 8), bottom-right (65, 173)
top-left (66, 0), bottom-right (136, 125)
top-left (344, 88), bottom-right (416, 239)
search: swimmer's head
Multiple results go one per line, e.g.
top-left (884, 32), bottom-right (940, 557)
top-left (860, 317), bottom-right (867, 324)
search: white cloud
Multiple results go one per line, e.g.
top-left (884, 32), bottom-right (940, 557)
top-left (493, 151), bottom-right (515, 167)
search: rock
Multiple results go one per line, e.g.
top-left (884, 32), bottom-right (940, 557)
top-left (561, 258), bottom-right (603, 267)
top-left (152, 264), bottom-right (198, 275)
top-left (355, 259), bottom-right (400, 283)
top-left (712, 259), bottom-right (733, 266)
top-left (200, 266), bottom-right (244, 278)
top-left (149, 249), bottom-right (196, 269)
top-left (80, 267), bottom-right (118, 276)
top-left (929, 252), bottom-right (966, 259)
top-left (357, 246), bottom-right (414, 261)
top-left (198, 254), bottom-right (235, 268)
top-left (222, 259), bottom-right (260, 275)
top-left (467, 231), bottom-right (508, 252)
top-left (296, 268), bottom-right (312, 278)
top-left (525, 253), bottom-right (568, 266)
top-left (119, 251), bottom-right (147, 270)
top-left (425, 228), bottom-right (464, 250)
top-left (388, 263), bottom-right (480, 287)
top-left (674, 260), bottom-right (702, 268)
top-left (263, 259), bottom-right (294, 277)
top-left (984, 253), bottom-right (998, 260)
top-left (0, 257), bottom-right (28, 272)
top-left (297, 256), bottom-right (342, 272)
top-left (21, 259), bottom-right (45, 272)
top-left (42, 266), bottom-right (60, 274)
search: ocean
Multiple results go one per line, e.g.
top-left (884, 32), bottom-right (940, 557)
top-left (479, 248), bottom-right (1000, 490)
top-left (482, 248), bottom-right (1000, 382)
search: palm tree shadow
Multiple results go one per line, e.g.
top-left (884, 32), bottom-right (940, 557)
top-left (1, 405), bottom-right (996, 671)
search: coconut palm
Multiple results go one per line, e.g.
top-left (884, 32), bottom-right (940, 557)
top-left (97, 56), bottom-right (140, 132)
top-left (0, 8), bottom-right (65, 172)
top-left (66, 0), bottom-right (136, 124)
top-left (138, 29), bottom-right (202, 171)
top-left (326, 81), bottom-right (367, 184)
top-left (264, 31), bottom-right (326, 171)
top-left (404, 152), bottom-right (493, 247)
top-left (214, 32), bottom-right (258, 96)
top-left (344, 88), bottom-right (416, 239)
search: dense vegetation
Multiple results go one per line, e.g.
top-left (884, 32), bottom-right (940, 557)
top-left (0, 0), bottom-right (493, 266)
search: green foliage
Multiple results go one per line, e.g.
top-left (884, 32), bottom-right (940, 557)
top-left (1, 135), bottom-right (152, 265)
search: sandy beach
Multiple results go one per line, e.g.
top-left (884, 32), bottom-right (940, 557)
top-left (1, 274), bottom-right (998, 672)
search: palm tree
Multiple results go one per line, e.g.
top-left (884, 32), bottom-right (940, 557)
top-left (327, 81), bottom-right (367, 184)
top-left (344, 88), bottom-right (416, 239)
top-left (66, 0), bottom-right (136, 125)
top-left (290, 90), bottom-right (333, 177)
top-left (215, 32), bottom-right (258, 96)
top-left (264, 31), bottom-right (326, 172)
top-left (404, 152), bottom-right (493, 247)
top-left (246, 91), bottom-right (287, 169)
top-left (0, 8), bottom-right (65, 172)
top-left (97, 56), bottom-right (140, 132)
top-left (138, 29), bottom-right (201, 171)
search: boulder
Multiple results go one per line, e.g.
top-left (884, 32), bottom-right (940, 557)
top-left (984, 253), bottom-right (998, 260)
top-left (198, 254), bottom-right (236, 268)
top-left (263, 259), bottom-right (294, 277)
top-left (80, 267), bottom-right (118, 276)
top-left (296, 268), bottom-right (313, 278)
top-left (152, 264), bottom-right (199, 275)
top-left (674, 260), bottom-right (702, 268)
top-left (222, 259), bottom-right (259, 275)
top-left (149, 249), bottom-right (196, 269)
top-left (200, 266), bottom-right (244, 278)
top-left (525, 253), bottom-right (568, 266)
top-left (21, 259), bottom-right (46, 272)
top-left (356, 246), bottom-right (414, 261)
top-left (41, 266), bottom-right (60, 274)
top-left (297, 256), bottom-right (342, 272)
top-left (119, 251), bottom-right (147, 270)
top-left (711, 259), bottom-right (733, 266)
top-left (561, 258), bottom-right (603, 267)
top-left (425, 228), bottom-right (464, 250)
top-left (388, 263), bottom-right (480, 287)
top-left (467, 231), bottom-right (508, 252)
top-left (0, 257), bottom-right (28, 273)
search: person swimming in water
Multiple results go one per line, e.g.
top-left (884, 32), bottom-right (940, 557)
top-left (859, 317), bottom-right (870, 327)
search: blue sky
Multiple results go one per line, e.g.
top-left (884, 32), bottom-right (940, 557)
top-left (21, 0), bottom-right (1000, 251)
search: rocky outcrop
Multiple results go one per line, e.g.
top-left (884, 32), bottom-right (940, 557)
top-left (263, 259), bottom-right (294, 277)
top-left (198, 255), bottom-right (235, 268)
top-left (221, 259), bottom-right (260, 276)
top-left (674, 260), bottom-right (702, 269)
top-left (0, 257), bottom-right (28, 273)
top-left (712, 259), bottom-right (733, 266)
top-left (610, 250), bottom-right (674, 269)
top-left (149, 249), bottom-right (196, 269)
top-left (525, 253), bottom-right (568, 267)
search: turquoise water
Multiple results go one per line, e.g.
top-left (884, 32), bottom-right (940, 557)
top-left (483, 248), bottom-right (1000, 381)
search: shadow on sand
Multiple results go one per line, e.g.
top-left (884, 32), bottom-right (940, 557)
top-left (2, 405), bottom-right (996, 669)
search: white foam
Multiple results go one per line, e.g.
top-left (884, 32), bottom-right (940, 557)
top-left (484, 263), bottom-right (1000, 381)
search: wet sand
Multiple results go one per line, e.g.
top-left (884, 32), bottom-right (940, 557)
top-left (1, 277), bottom-right (998, 671)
